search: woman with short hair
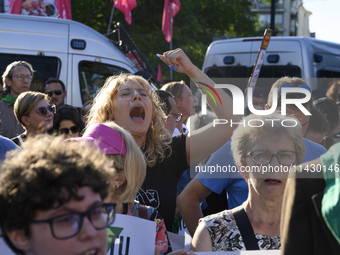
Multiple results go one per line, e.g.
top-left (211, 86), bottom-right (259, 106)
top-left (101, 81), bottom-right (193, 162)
top-left (67, 121), bottom-right (170, 254)
top-left (12, 91), bottom-right (55, 148)
top-left (191, 112), bottom-right (306, 251)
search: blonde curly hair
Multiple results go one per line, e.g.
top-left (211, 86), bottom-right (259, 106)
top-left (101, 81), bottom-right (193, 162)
top-left (87, 73), bottom-right (172, 167)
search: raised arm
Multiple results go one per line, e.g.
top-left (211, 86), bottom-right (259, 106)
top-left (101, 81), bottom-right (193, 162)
top-left (159, 48), bottom-right (240, 166)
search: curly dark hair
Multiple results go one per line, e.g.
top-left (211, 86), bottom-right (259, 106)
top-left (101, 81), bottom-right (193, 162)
top-left (0, 135), bottom-right (114, 255)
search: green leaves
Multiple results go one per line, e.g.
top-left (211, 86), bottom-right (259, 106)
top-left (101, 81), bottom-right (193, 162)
top-left (72, 0), bottom-right (261, 82)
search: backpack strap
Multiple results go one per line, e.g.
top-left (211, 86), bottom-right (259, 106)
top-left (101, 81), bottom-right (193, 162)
top-left (138, 203), bottom-right (148, 219)
top-left (231, 205), bottom-right (259, 250)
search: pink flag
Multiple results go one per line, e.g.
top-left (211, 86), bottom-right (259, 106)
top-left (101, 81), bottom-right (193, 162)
top-left (114, 0), bottom-right (137, 25)
top-left (162, 0), bottom-right (181, 43)
top-left (8, 0), bottom-right (23, 14)
top-left (54, 0), bottom-right (72, 19)
top-left (157, 64), bottom-right (163, 82)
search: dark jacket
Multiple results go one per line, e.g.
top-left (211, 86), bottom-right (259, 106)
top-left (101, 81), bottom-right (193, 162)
top-left (281, 170), bottom-right (340, 255)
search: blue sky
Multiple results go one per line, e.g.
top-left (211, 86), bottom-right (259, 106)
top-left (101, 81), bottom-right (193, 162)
top-left (304, 0), bottom-right (340, 44)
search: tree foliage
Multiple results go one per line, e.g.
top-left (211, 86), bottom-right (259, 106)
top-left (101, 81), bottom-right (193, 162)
top-left (72, 0), bottom-right (262, 83)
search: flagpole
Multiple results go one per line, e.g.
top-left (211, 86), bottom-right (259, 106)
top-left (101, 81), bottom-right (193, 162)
top-left (169, 1), bottom-right (173, 80)
top-left (107, 2), bottom-right (116, 34)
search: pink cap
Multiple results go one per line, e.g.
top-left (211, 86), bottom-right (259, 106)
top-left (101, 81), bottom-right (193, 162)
top-left (66, 123), bottom-right (126, 157)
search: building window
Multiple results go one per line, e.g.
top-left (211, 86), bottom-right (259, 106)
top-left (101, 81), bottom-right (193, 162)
top-left (258, 14), bottom-right (283, 27)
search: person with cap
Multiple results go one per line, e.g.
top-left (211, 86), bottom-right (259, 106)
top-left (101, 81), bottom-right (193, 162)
top-left (0, 135), bottom-right (116, 255)
top-left (86, 48), bottom-right (238, 234)
top-left (66, 121), bottom-right (171, 254)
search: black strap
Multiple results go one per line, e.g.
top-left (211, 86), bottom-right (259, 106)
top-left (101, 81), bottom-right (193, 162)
top-left (231, 205), bottom-right (259, 250)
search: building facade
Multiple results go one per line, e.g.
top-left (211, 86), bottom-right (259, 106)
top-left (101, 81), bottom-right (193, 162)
top-left (251, 0), bottom-right (312, 37)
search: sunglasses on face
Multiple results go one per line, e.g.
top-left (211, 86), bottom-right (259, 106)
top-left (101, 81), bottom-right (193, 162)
top-left (46, 90), bottom-right (63, 97)
top-left (169, 112), bottom-right (183, 123)
top-left (36, 105), bottom-right (56, 116)
top-left (59, 126), bottom-right (80, 135)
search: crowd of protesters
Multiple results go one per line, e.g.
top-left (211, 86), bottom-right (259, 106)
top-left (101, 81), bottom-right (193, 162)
top-left (1, 48), bottom-right (340, 255)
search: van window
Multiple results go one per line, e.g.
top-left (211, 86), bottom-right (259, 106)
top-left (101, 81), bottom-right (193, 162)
top-left (317, 69), bottom-right (340, 89)
top-left (0, 53), bottom-right (60, 92)
top-left (78, 61), bottom-right (130, 104)
top-left (205, 65), bottom-right (301, 90)
top-left (205, 65), bottom-right (301, 79)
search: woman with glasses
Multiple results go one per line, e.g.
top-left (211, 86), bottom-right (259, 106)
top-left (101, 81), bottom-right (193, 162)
top-left (154, 90), bottom-right (182, 135)
top-left (161, 80), bottom-right (197, 135)
top-left (87, 48), bottom-right (237, 233)
top-left (12, 91), bottom-right (55, 148)
top-left (52, 105), bottom-right (84, 139)
top-left (0, 135), bottom-right (116, 255)
top-left (191, 112), bottom-right (306, 251)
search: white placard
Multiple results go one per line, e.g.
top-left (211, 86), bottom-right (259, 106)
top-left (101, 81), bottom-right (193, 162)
top-left (106, 214), bottom-right (156, 255)
top-left (197, 250), bottom-right (281, 254)
top-left (167, 232), bottom-right (184, 252)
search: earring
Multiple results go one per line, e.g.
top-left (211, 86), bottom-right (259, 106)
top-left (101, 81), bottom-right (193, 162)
top-left (115, 185), bottom-right (118, 189)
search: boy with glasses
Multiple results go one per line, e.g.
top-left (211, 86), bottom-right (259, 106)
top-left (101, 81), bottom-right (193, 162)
top-left (0, 61), bottom-right (34, 139)
top-left (0, 135), bottom-right (196, 255)
top-left (0, 135), bottom-right (116, 255)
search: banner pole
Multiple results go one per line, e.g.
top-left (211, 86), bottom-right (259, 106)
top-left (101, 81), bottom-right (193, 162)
top-left (107, 2), bottom-right (116, 34)
top-left (169, 1), bottom-right (173, 80)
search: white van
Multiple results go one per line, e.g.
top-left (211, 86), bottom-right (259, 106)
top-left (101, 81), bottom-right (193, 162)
top-left (0, 14), bottom-right (153, 107)
top-left (202, 36), bottom-right (340, 95)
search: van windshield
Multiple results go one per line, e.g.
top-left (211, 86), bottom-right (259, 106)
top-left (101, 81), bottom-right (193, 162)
top-left (79, 61), bottom-right (130, 104)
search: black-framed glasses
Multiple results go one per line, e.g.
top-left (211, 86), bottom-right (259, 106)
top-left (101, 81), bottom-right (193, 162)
top-left (12, 75), bottom-right (33, 82)
top-left (26, 203), bottom-right (116, 240)
top-left (247, 150), bottom-right (298, 166)
top-left (36, 105), bottom-right (56, 116)
top-left (169, 112), bottom-right (183, 123)
top-left (59, 126), bottom-right (80, 135)
top-left (46, 90), bottom-right (63, 97)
